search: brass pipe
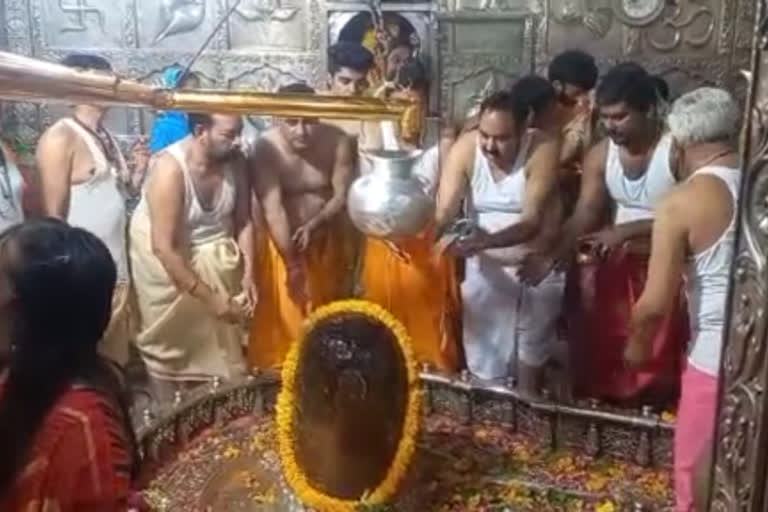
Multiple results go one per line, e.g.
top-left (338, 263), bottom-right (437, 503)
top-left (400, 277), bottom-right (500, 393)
top-left (0, 51), bottom-right (417, 127)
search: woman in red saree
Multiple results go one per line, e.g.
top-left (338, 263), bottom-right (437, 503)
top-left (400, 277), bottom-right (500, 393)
top-left (0, 219), bottom-right (138, 511)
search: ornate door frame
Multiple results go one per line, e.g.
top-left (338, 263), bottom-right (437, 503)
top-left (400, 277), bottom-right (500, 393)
top-left (711, 0), bottom-right (768, 509)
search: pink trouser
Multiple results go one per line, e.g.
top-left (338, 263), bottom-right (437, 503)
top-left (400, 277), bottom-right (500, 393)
top-left (674, 364), bottom-right (718, 512)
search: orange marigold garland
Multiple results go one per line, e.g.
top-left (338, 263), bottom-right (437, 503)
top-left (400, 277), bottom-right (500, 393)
top-left (275, 300), bottom-right (422, 511)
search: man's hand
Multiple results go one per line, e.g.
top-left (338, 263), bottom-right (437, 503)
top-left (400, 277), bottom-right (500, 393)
top-left (241, 273), bottom-right (258, 314)
top-left (208, 292), bottom-right (245, 325)
top-left (292, 218), bottom-right (319, 253)
top-left (623, 337), bottom-right (652, 369)
top-left (517, 252), bottom-right (555, 286)
top-left (285, 261), bottom-right (309, 310)
top-left (450, 228), bottom-right (492, 257)
top-left (579, 227), bottom-right (626, 258)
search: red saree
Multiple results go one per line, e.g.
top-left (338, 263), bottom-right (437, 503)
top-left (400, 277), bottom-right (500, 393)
top-left (565, 248), bottom-right (689, 404)
top-left (0, 384), bottom-right (134, 512)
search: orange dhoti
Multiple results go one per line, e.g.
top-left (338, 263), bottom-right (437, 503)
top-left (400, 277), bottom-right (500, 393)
top-left (565, 248), bottom-right (689, 403)
top-left (248, 225), bottom-right (346, 369)
top-left (360, 235), bottom-right (461, 372)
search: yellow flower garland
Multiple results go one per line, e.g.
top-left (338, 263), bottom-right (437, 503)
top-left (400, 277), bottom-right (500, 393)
top-left (276, 299), bottom-right (422, 511)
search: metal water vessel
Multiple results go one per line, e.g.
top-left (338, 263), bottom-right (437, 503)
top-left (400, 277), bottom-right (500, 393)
top-left (348, 149), bottom-right (435, 239)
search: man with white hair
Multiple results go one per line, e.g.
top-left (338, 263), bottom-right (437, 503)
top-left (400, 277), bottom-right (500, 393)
top-left (624, 87), bottom-right (741, 512)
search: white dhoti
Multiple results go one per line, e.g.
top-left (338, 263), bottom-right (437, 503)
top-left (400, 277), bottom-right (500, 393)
top-left (462, 255), bottom-right (564, 380)
top-left (98, 281), bottom-right (136, 368)
top-left (130, 221), bottom-right (247, 382)
top-left (461, 205), bottom-right (565, 381)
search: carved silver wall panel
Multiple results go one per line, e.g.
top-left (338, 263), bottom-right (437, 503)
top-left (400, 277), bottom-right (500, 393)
top-left (0, 0), bottom-right (754, 146)
top-left (709, 1), bottom-right (768, 509)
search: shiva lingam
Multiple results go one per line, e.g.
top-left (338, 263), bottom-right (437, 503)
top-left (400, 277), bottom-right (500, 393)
top-left (135, 301), bottom-right (676, 511)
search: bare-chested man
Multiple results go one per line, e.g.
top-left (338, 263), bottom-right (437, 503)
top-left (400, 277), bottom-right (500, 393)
top-left (130, 113), bottom-right (254, 400)
top-left (36, 53), bottom-right (148, 370)
top-left (248, 83), bottom-right (355, 369)
top-left (624, 88), bottom-right (740, 512)
top-left (436, 85), bottom-right (562, 395)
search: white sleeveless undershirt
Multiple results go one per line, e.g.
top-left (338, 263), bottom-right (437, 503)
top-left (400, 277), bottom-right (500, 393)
top-left (467, 133), bottom-right (532, 263)
top-left (605, 134), bottom-right (675, 224)
top-left (0, 142), bottom-right (24, 233)
top-left (59, 118), bottom-right (128, 282)
top-left (685, 165), bottom-right (741, 377)
top-left (134, 140), bottom-right (235, 246)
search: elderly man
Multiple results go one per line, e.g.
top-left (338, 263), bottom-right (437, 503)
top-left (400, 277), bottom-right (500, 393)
top-left (525, 63), bottom-right (689, 404)
top-left (248, 83), bottom-right (355, 369)
top-left (36, 53), bottom-right (148, 370)
top-left (130, 113), bottom-right (254, 400)
top-left (436, 85), bottom-right (562, 394)
top-left (625, 88), bottom-right (740, 512)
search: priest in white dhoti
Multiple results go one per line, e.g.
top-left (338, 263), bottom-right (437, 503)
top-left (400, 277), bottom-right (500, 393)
top-left (130, 112), bottom-right (255, 400)
top-left (435, 84), bottom-right (563, 396)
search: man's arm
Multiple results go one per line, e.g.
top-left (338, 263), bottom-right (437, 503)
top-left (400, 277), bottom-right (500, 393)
top-left (232, 155), bottom-right (254, 283)
top-left (626, 192), bottom-right (688, 359)
top-left (306, 132), bottom-right (354, 227)
top-left (36, 125), bottom-right (74, 219)
top-left (434, 132), bottom-right (473, 231)
top-left (483, 135), bottom-right (561, 249)
top-left (551, 140), bottom-right (610, 259)
top-left (146, 155), bottom-right (217, 306)
top-left (250, 141), bottom-right (298, 265)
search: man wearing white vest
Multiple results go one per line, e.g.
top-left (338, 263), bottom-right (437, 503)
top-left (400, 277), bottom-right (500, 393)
top-left (36, 53), bottom-right (149, 371)
top-left (625, 87), bottom-right (741, 512)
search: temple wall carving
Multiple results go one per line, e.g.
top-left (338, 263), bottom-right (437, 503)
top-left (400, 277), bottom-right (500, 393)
top-left (0, 0), bottom-right (755, 147)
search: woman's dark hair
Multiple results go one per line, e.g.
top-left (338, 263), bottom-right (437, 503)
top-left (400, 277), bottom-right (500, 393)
top-left (60, 53), bottom-right (112, 72)
top-left (509, 75), bottom-right (557, 119)
top-left (595, 62), bottom-right (658, 113)
top-left (0, 218), bottom-right (137, 497)
top-left (327, 42), bottom-right (374, 75)
top-left (394, 57), bottom-right (428, 92)
top-left (547, 50), bottom-right (598, 91)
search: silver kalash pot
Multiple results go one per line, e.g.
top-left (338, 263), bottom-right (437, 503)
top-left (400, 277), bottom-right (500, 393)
top-left (347, 149), bottom-right (435, 238)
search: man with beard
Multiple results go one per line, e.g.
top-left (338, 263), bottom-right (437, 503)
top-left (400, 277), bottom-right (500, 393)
top-left (625, 87), bottom-right (740, 511)
top-left (36, 53), bottom-right (149, 371)
top-left (247, 83), bottom-right (355, 369)
top-left (130, 113), bottom-right (255, 400)
top-left (527, 63), bottom-right (688, 404)
top-left (435, 86), bottom-right (562, 395)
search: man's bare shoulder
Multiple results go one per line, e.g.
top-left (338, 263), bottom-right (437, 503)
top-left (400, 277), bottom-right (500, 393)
top-left (250, 131), bottom-right (282, 160)
top-left (582, 138), bottom-right (609, 172)
top-left (148, 152), bottom-right (184, 189)
top-left (527, 129), bottom-right (561, 156)
top-left (315, 122), bottom-right (353, 145)
top-left (38, 119), bottom-right (76, 147)
top-left (450, 130), bottom-right (477, 158)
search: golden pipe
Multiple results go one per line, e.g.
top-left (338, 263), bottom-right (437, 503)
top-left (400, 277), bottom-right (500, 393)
top-left (0, 51), bottom-right (421, 137)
